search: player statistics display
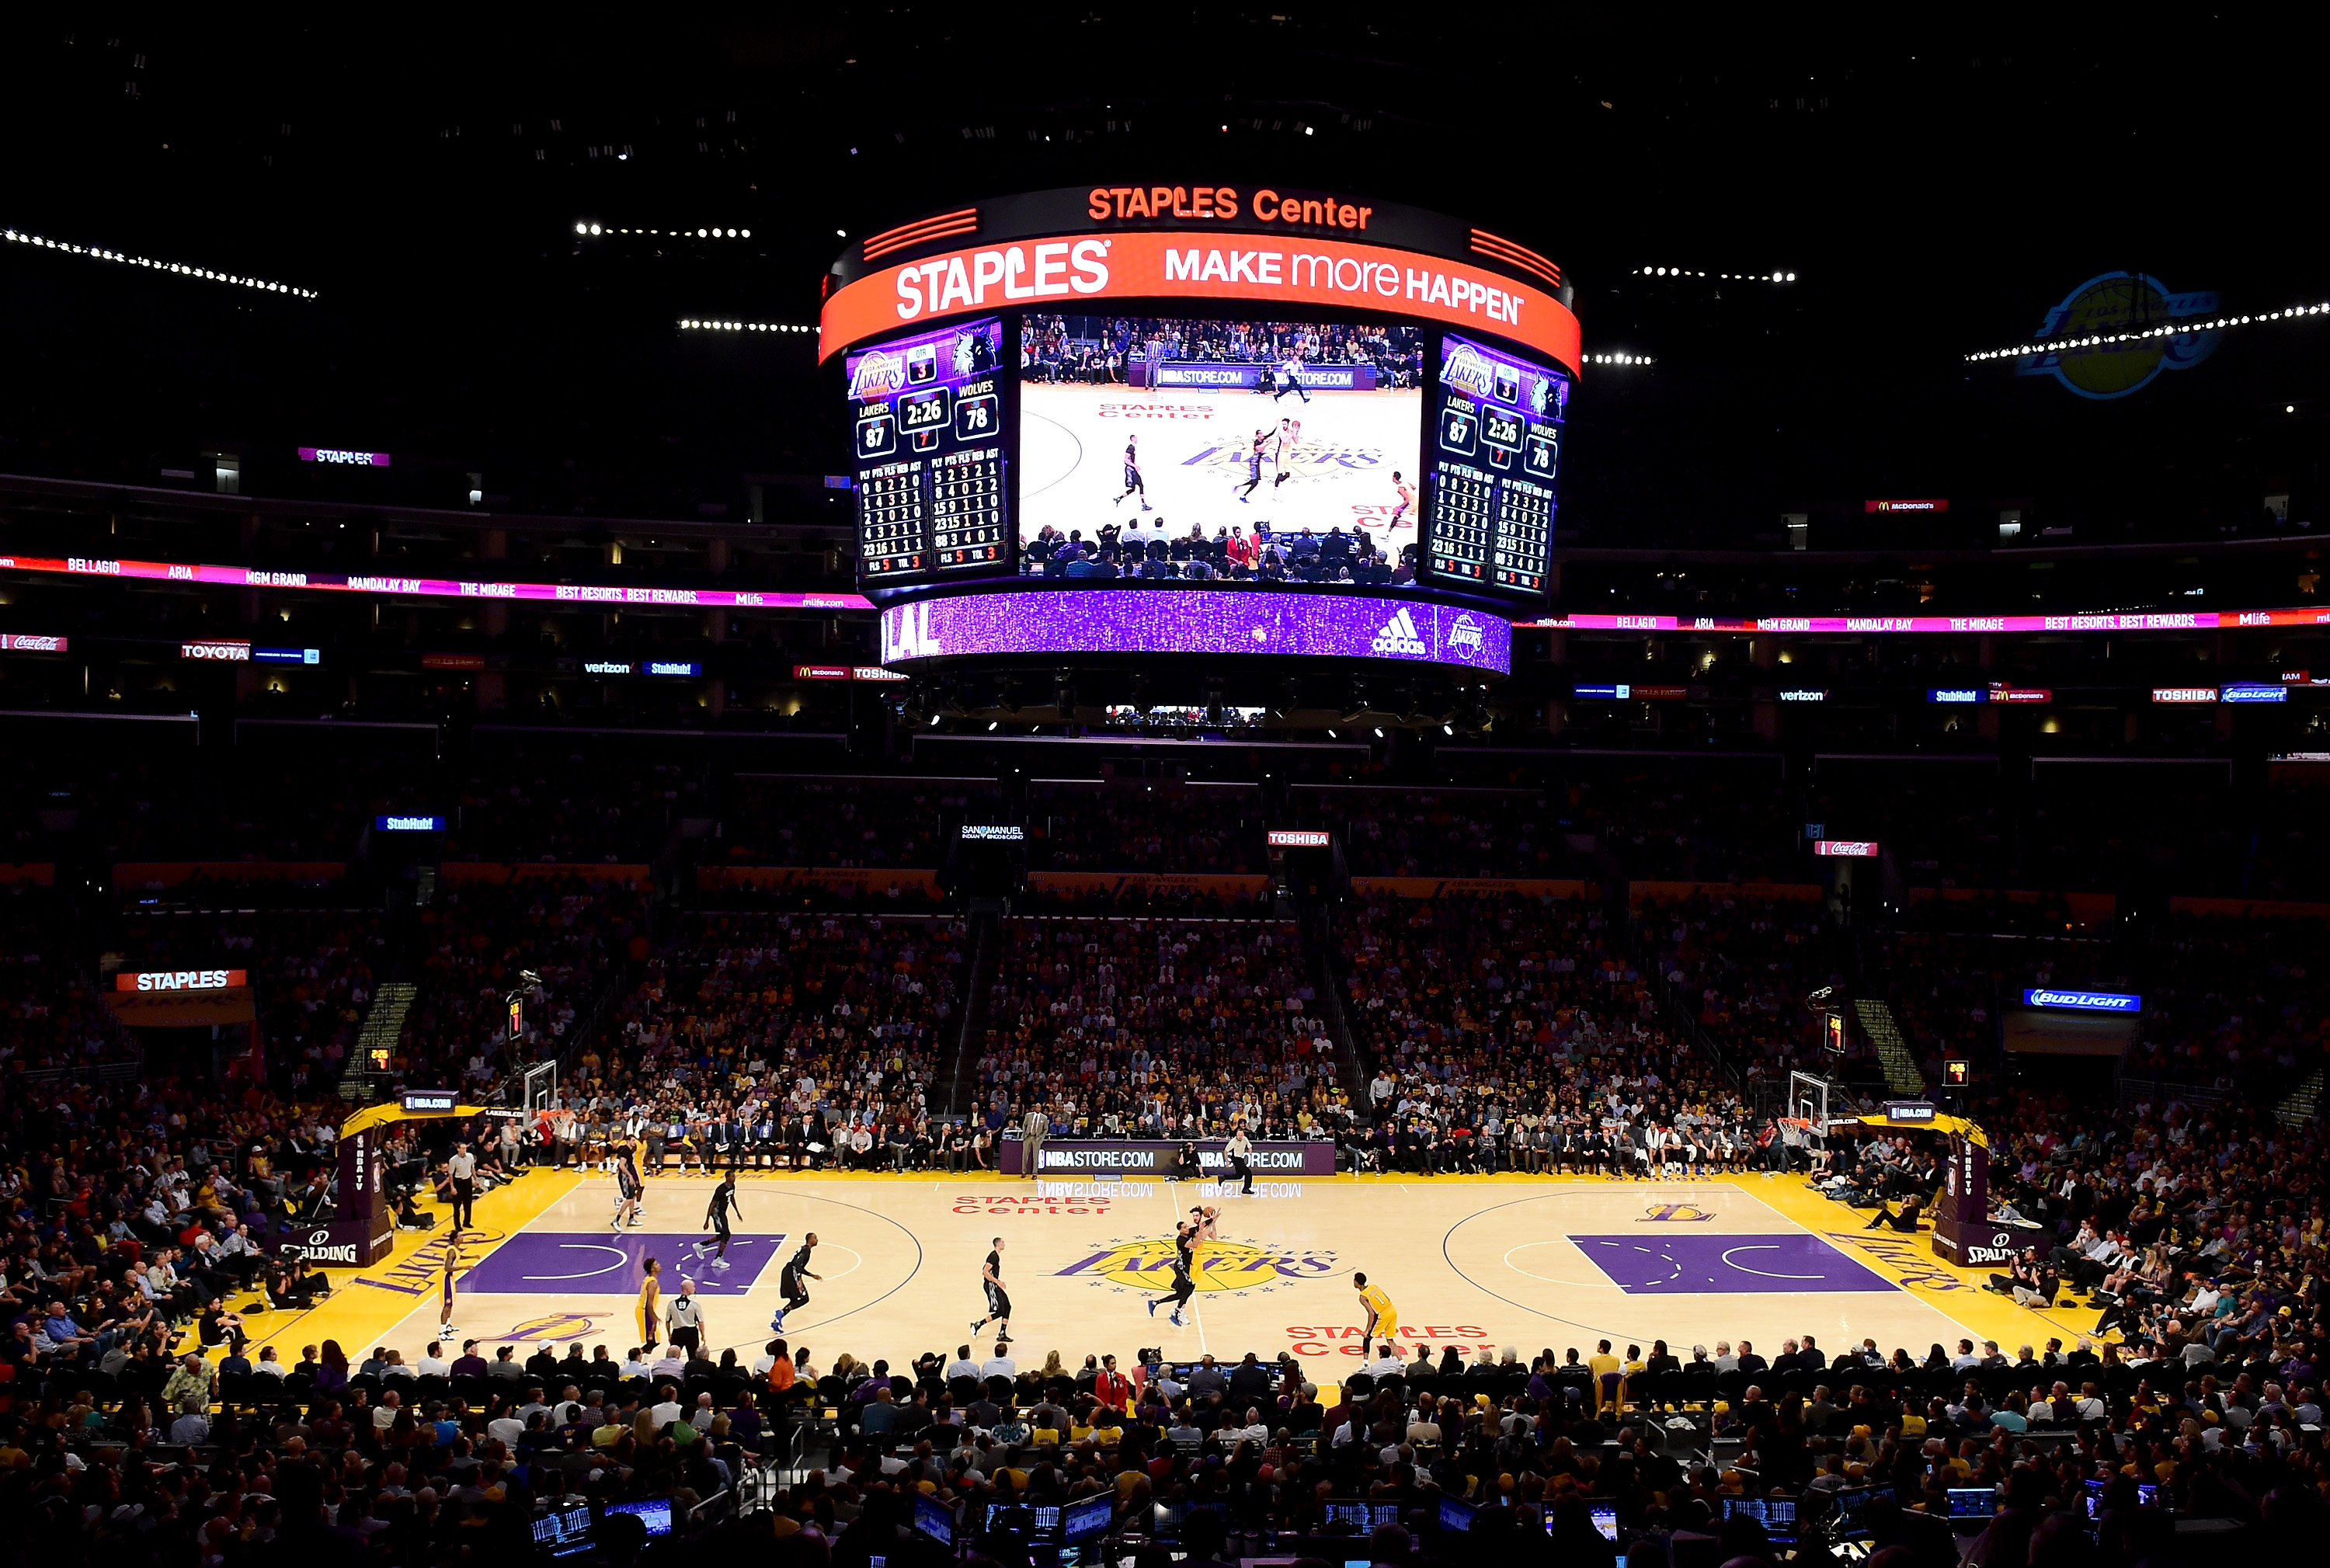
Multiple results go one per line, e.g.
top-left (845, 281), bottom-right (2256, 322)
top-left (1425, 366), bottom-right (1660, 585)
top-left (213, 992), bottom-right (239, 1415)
top-left (847, 317), bottom-right (1008, 582)
top-left (1422, 333), bottom-right (1567, 596)
top-left (1017, 315), bottom-right (1422, 587)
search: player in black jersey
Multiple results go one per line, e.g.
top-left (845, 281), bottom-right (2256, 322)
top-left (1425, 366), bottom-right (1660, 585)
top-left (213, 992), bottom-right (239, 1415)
top-left (693, 1171), bottom-right (741, 1269)
top-left (770, 1232), bottom-right (819, 1333)
top-left (1115, 435), bottom-right (1151, 510)
top-left (1235, 428), bottom-right (1270, 502)
top-left (969, 1236), bottom-right (1013, 1344)
top-left (1146, 1219), bottom-right (1200, 1327)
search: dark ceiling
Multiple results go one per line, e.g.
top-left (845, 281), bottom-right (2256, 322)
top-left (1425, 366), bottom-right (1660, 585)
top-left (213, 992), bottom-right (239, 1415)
top-left (3, 7), bottom-right (2323, 544)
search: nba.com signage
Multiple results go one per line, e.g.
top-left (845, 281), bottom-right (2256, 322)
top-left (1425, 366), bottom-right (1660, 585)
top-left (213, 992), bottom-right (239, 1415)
top-left (998, 1137), bottom-right (1337, 1177)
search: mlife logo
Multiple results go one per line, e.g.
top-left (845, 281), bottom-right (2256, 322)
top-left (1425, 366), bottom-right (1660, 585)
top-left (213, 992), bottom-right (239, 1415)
top-left (1369, 607), bottom-right (1428, 656)
top-left (1446, 614), bottom-right (1486, 657)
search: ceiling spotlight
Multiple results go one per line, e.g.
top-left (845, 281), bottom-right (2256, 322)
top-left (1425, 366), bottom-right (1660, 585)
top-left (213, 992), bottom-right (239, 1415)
top-left (575, 222), bottom-right (587, 235)
top-left (740, 228), bottom-right (751, 238)
top-left (836, 228), bottom-right (847, 238)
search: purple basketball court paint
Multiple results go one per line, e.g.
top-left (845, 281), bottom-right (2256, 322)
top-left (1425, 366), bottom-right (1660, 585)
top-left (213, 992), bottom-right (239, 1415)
top-left (457, 1232), bottom-right (785, 1295)
top-left (1567, 1233), bottom-right (1897, 1295)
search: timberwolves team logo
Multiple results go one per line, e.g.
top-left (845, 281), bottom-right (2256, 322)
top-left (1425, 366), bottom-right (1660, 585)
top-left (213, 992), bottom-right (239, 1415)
top-left (1055, 1236), bottom-right (1347, 1298)
top-left (2015, 272), bottom-right (2221, 399)
top-left (1638, 1201), bottom-right (1719, 1223)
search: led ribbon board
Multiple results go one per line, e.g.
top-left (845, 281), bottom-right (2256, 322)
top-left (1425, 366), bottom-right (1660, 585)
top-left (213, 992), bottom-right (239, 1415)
top-left (879, 586), bottom-right (1509, 673)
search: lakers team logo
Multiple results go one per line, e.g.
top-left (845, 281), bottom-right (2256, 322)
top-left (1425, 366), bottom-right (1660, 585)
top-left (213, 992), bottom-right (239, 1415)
top-left (496, 1312), bottom-right (606, 1341)
top-left (1055, 1236), bottom-right (1345, 1299)
top-left (1638, 1202), bottom-right (1719, 1223)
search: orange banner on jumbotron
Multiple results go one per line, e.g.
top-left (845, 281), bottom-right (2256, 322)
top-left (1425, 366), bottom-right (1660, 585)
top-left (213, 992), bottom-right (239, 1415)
top-left (439, 863), bottom-right (656, 888)
top-left (2169, 896), bottom-right (2330, 920)
top-left (1629, 881), bottom-right (1827, 904)
top-left (820, 231), bottom-right (1583, 377)
top-left (698, 865), bottom-right (944, 899)
top-left (1350, 878), bottom-right (1590, 900)
top-left (1024, 872), bottom-right (1271, 898)
top-left (0, 863), bottom-right (55, 886)
top-left (113, 861), bottom-right (345, 889)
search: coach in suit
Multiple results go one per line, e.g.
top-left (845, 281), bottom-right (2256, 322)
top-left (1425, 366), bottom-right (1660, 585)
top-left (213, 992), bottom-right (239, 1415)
top-left (1021, 1107), bottom-right (1049, 1180)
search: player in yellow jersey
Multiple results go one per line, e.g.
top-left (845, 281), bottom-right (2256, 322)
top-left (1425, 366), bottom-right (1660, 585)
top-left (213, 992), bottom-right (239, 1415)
top-left (637, 1255), bottom-right (663, 1351)
top-left (1352, 1271), bottom-right (1398, 1358)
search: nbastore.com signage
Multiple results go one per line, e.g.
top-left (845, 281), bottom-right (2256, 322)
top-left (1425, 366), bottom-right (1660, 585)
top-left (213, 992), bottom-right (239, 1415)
top-left (998, 1137), bottom-right (1337, 1177)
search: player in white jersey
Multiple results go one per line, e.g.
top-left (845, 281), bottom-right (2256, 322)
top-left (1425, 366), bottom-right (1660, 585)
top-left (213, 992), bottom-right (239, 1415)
top-left (1272, 419), bottom-right (1302, 489)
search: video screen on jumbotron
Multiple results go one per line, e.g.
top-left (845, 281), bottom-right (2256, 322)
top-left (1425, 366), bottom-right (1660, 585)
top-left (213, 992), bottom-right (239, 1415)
top-left (1422, 332), bottom-right (1567, 596)
top-left (847, 317), bottom-right (1007, 582)
top-left (1016, 315), bottom-right (1424, 586)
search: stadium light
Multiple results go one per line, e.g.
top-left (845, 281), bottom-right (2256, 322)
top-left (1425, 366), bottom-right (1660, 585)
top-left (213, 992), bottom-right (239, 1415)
top-left (4, 228), bottom-right (315, 298)
top-left (1967, 301), bottom-right (2330, 362)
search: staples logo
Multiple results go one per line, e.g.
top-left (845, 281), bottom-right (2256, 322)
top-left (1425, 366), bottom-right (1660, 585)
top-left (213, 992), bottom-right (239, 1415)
top-left (120, 968), bottom-right (246, 993)
top-left (1369, 607), bottom-right (1428, 656)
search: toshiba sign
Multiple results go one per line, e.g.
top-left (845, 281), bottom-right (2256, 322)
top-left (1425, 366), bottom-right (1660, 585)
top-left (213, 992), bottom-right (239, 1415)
top-left (118, 968), bottom-right (248, 992)
top-left (822, 231), bottom-right (1582, 377)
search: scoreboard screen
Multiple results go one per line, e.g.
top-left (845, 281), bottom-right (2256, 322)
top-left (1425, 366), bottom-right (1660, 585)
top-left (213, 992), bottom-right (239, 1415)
top-left (846, 317), bottom-right (1009, 582)
top-left (1421, 332), bottom-right (1567, 596)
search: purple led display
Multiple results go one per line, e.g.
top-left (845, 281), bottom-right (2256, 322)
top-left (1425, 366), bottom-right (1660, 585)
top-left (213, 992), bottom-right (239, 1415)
top-left (879, 586), bottom-right (1509, 674)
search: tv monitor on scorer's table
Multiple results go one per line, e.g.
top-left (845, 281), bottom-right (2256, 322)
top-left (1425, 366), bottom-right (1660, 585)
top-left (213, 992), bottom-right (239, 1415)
top-left (1438, 1497), bottom-right (1476, 1532)
top-left (530, 1505), bottom-right (593, 1558)
top-left (913, 1495), bottom-right (957, 1545)
top-left (1833, 1485), bottom-right (1894, 1538)
top-left (602, 1500), bottom-right (672, 1538)
top-left (1062, 1495), bottom-right (1115, 1544)
top-left (1017, 315), bottom-right (1422, 586)
top-left (848, 316), bottom-right (1008, 583)
top-left (1947, 1489), bottom-right (1999, 1520)
top-left (1720, 1497), bottom-right (1799, 1544)
top-left (1323, 1500), bottom-right (1403, 1532)
top-left (1423, 332), bottom-right (1565, 596)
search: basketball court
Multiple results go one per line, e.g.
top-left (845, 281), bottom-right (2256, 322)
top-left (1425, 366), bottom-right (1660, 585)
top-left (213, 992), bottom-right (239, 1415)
top-left (249, 1170), bottom-right (2078, 1374)
top-left (1018, 380), bottom-right (1421, 555)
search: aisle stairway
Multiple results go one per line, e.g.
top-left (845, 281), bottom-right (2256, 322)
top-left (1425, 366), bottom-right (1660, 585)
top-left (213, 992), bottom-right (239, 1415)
top-left (340, 981), bottom-right (417, 1100)
top-left (2275, 1066), bottom-right (2325, 1128)
top-left (1853, 997), bottom-right (1926, 1098)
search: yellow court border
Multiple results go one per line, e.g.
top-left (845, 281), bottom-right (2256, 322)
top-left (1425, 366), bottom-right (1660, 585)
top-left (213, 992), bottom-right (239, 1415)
top-left (223, 1166), bottom-right (2098, 1369)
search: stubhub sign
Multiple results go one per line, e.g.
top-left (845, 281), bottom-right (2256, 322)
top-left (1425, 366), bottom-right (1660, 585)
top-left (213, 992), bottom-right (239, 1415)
top-left (375, 815), bottom-right (447, 833)
top-left (2024, 988), bottom-right (2141, 1013)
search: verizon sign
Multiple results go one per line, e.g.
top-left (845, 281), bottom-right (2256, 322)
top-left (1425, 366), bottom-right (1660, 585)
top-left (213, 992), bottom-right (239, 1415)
top-left (118, 968), bottom-right (248, 992)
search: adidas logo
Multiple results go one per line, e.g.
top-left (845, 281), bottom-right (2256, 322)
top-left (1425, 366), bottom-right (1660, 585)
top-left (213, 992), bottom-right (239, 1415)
top-left (1369, 607), bottom-right (1428, 656)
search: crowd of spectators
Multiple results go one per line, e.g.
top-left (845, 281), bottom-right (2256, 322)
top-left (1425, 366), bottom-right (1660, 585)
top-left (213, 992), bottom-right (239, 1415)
top-left (0, 889), bottom-right (141, 1076)
top-left (443, 754), bottom-right (699, 864)
top-left (1021, 520), bottom-right (1413, 586)
top-left (718, 776), bottom-right (992, 871)
top-left (1299, 787), bottom-right (1569, 880)
top-left (401, 878), bottom-right (652, 1091)
top-left (974, 916), bottom-right (1351, 1141)
top-left (1031, 782), bottom-right (1261, 874)
top-left (1639, 894), bottom-right (1849, 1080)
top-left (555, 913), bottom-right (966, 1163)
top-left (1338, 893), bottom-right (1787, 1173)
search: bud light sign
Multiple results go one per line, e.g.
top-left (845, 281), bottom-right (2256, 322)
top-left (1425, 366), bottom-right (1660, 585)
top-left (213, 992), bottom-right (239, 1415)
top-left (2023, 988), bottom-right (2140, 1013)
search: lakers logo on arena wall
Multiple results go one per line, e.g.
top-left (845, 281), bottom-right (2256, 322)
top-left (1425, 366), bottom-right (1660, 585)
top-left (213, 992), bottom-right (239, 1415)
top-left (1054, 1237), bottom-right (1345, 1298)
top-left (1638, 1202), bottom-right (1718, 1223)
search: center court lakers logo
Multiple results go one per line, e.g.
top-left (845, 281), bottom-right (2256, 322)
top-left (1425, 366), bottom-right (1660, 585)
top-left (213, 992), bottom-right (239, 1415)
top-left (496, 1312), bottom-right (606, 1341)
top-left (1054, 1236), bottom-right (1345, 1299)
top-left (1638, 1201), bottom-right (1719, 1223)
